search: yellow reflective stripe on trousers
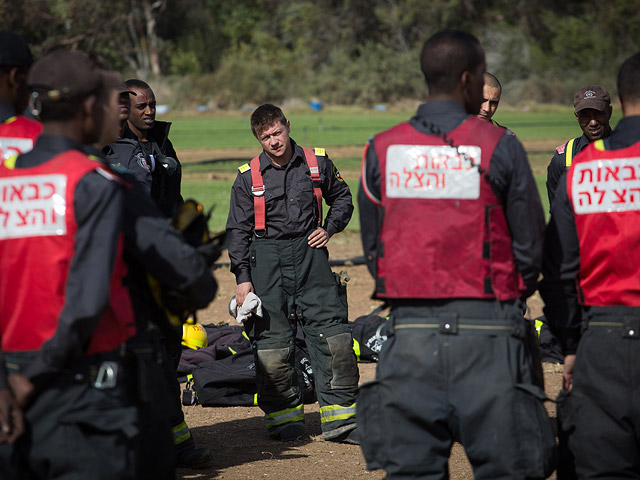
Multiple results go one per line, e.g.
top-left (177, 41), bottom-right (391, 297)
top-left (172, 421), bottom-right (191, 445)
top-left (320, 403), bottom-right (356, 423)
top-left (265, 404), bottom-right (304, 427)
top-left (353, 338), bottom-right (361, 361)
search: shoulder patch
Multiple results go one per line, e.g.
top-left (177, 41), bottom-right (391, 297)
top-left (314, 147), bottom-right (326, 156)
top-left (556, 144), bottom-right (566, 155)
top-left (238, 163), bottom-right (250, 173)
top-left (333, 164), bottom-right (344, 182)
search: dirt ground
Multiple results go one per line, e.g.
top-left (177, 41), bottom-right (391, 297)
top-left (177, 231), bottom-right (563, 480)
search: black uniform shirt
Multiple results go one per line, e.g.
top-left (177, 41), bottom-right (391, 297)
top-left (226, 140), bottom-right (353, 284)
top-left (0, 100), bottom-right (16, 123)
top-left (359, 100), bottom-right (545, 297)
top-left (540, 116), bottom-right (640, 354)
top-left (8, 135), bottom-right (125, 383)
top-left (546, 134), bottom-right (591, 210)
top-left (84, 145), bottom-right (217, 333)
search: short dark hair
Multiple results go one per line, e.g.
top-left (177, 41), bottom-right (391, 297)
top-left (617, 52), bottom-right (640, 106)
top-left (420, 30), bottom-right (484, 95)
top-left (125, 78), bottom-right (152, 91)
top-left (250, 104), bottom-right (287, 137)
top-left (484, 72), bottom-right (502, 94)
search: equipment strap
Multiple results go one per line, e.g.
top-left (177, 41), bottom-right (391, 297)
top-left (565, 137), bottom-right (577, 167)
top-left (249, 155), bottom-right (266, 233)
top-left (249, 148), bottom-right (323, 234)
top-left (302, 146), bottom-right (323, 227)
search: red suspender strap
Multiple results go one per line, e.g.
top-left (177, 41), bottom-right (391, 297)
top-left (302, 147), bottom-right (323, 226)
top-left (249, 155), bottom-right (266, 233)
top-left (249, 149), bottom-right (323, 234)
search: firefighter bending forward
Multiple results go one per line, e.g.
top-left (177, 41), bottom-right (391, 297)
top-left (226, 104), bottom-right (359, 444)
top-left (357, 30), bottom-right (556, 479)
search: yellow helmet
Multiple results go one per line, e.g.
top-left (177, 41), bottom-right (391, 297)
top-left (182, 323), bottom-right (208, 350)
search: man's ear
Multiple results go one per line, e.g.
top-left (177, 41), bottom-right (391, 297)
top-left (460, 70), bottom-right (471, 89)
top-left (82, 94), bottom-right (97, 117)
top-left (606, 103), bottom-right (613, 119)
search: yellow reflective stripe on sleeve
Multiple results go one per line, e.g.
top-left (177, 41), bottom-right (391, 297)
top-left (253, 393), bottom-right (258, 406)
top-left (319, 403), bottom-right (357, 423)
top-left (352, 338), bottom-right (361, 361)
top-left (238, 163), bottom-right (250, 173)
top-left (314, 147), bottom-right (326, 156)
top-left (228, 347), bottom-right (237, 355)
top-left (265, 404), bottom-right (304, 427)
top-left (171, 421), bottom-right (191, 445)
top-left (593, 139), bottom-right (606, 151)
top-left (242, 331), bottom-right (250, 341)
top-left (565, 137), bottom-right (576, 167)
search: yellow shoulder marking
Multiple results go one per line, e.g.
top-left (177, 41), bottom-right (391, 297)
top-left (238, 163), bottom-right (250, 173)
top-left (314, 147), bottom-right (326, 156)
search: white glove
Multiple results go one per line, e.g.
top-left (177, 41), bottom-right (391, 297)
top-left (228, 293), bottom-right (263, 324)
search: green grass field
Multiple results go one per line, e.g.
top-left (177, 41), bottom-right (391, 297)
top-left (177, 107), bottom-right (620, 231)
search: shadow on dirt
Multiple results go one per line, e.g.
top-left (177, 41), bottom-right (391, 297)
top-left (177, 410), bottom-right (324, 478)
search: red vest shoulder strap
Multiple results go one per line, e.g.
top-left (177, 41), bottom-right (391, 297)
top-left (301, 147), bottom-right (323, 227)
top-left (249, 149), bottom-right (324, 233)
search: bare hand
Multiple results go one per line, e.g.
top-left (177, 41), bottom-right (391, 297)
top-left (236, 282), bottom-right (254, 306)
top-left (307, 227), bottom-right (329, 248)
top-left (562, 354), bottom-right (576, 392)
top-left (7, 374), bottom-right (35, 410)
top-left (0, 388), bottom-right (24, 444)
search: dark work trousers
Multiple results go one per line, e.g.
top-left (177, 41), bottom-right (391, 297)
top-left (245, 234), bottom-right (359, 440)
top-left (357, 300), bottom-right (557, 480)
top-left (127, 333), bottom-right (176, 480)
top-left (160, 339), bottom-right (196, 455)
top-left (556, 307), bottom-right (640, 479)
top-left (0, 355), bottom-right (139, 480)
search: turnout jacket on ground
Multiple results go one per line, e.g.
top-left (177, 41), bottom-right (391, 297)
top-left (226, 140), bottom-right (353, 284)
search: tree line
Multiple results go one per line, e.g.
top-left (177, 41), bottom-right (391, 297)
top-left (3, 0), bottom-right (639, 108)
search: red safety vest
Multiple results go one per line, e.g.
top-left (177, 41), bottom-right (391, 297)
top-left (0, 150), bottom-right (136, 354)
top-left (567, 138), bottom-right (640, 306)
top-left (373, 118), bottom-right (524, 300)
top-left (0, 115), bottom-right (42, 160)
top-left (250, 147), bottom-right (323, 233)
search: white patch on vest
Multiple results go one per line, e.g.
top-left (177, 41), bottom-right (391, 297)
top-left (572, 158), bottom-right (640, 214)
top-left (0, 174), bottom-right (67, 239)
top-left (386, 144), bottom-right (481, 199)
top-left (0, 137), bottom-right (34, 160)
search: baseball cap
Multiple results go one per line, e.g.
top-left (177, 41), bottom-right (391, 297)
top-left (574, 85), bottom-right (611, 113)
top-left (0, 30), bottom-right (33, 67)
top-left (27, 50), bottom-right (103, 103)
top-left (101, 70), bottom-right (137, 95)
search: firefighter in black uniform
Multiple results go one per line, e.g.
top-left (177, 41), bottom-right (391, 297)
top-left (0, 31), bottom-right (41, 161)
top-left (97, 74), bottom-right (216, 471)
top-left (226, 104), bottom-right (359, 443)
top-left (121, 79), bottom-right (183, 219)
top-left (90, 72), bottom-right (218, 476)
top-left (357, 30), bottom-right (555, 479)
top-left (0, 51), bottom-right (141, 480)
top-left (540, 52), bottom-right (640, 479)
top-left (546, 85), bottom-right (613, 210)
top-left (477, 72), bottom-right (515, 135)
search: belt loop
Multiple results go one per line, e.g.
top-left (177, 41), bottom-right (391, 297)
top-left (623, 316), bottom-right (640, 339)
top-left (439, 312), bottom-right (458, 335)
